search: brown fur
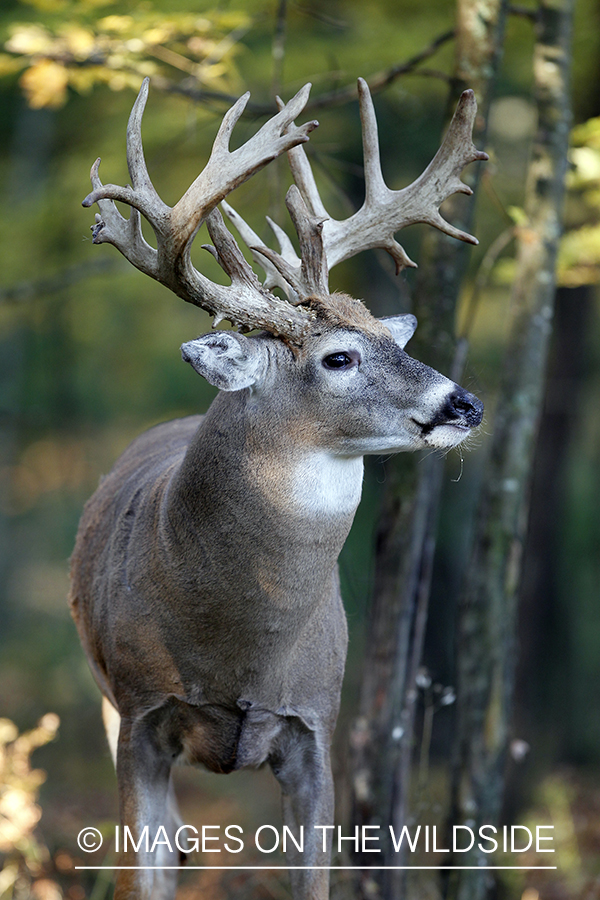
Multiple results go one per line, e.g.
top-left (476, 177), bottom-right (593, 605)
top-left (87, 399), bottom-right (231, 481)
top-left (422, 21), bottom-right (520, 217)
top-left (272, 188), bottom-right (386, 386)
top-left (302, 292), bottom-right (391, 337)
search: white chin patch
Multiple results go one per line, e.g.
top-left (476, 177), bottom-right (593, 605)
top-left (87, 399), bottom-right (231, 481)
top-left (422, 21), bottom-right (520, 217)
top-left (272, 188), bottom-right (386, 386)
top-left (424, 423), bottom-right (471, 449)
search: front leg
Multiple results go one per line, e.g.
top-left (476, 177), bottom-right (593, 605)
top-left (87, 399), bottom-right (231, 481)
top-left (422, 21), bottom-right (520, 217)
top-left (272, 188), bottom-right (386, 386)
top-left (270, 723), bottom-right (334, 900)
top-left (115, 716), bottom-right (180, 900)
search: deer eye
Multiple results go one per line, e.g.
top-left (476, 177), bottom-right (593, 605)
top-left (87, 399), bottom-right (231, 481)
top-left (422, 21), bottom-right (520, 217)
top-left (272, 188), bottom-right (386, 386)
top-left (322, 351), bottom-right (358, 370)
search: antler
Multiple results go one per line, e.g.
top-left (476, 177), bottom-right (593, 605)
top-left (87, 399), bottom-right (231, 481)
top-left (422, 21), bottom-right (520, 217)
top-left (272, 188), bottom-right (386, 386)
top-left (84, 77), bottom-right (487, 332)
top-left (224, 78), bottom-right (488, 299)
top-left (82, 78), bottom-right (318, 341)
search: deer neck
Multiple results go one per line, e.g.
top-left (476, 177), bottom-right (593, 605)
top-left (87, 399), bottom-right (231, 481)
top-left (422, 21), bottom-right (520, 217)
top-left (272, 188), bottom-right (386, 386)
top-left (166, 390), bottom-right (364, 581)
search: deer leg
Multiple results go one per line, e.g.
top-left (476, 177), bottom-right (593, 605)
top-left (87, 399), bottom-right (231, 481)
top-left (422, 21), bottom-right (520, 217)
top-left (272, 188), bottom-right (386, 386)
top-left (103, 699), bottom-right (185, 885)
top-left (114, 716), bottom-right (180, 900)
top-left (270, 724), bottom-right (334, 900)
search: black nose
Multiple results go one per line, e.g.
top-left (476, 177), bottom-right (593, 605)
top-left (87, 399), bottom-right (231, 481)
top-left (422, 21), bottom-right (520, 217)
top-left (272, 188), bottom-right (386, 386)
top-left (448, 389), bottom-right (484, 427)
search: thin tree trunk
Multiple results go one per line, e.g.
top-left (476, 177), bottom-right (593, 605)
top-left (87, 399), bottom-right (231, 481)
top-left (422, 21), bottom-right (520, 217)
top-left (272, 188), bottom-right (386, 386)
top-left (448, 3), bottom-right (574, 898)
top-left (507, 285), bottom-right (592, 816)
top-left (350, 3), bottom-right (506, 898)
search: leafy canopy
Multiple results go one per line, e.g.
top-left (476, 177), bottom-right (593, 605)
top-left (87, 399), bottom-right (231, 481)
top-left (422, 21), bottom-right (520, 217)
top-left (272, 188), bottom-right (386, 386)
top-left (1, 0), bottom-right (248, 108)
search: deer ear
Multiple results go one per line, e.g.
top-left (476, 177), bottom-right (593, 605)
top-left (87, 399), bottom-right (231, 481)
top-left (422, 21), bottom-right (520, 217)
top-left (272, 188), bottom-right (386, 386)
top-left (181, 332), bottom-right (268, 391)
top-left (380, 314), bottom-right (418, 349)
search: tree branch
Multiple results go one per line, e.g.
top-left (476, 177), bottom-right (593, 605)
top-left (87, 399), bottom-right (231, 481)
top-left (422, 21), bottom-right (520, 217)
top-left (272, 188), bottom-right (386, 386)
top-left (155, 29), bottom-right (455, 116)
top-left (0, 258), bottom-right (125, 305)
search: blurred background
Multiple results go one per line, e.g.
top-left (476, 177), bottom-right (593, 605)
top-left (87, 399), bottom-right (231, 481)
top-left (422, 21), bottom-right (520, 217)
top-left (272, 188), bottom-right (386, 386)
top-left (1, 0), bottom-right (600, 898)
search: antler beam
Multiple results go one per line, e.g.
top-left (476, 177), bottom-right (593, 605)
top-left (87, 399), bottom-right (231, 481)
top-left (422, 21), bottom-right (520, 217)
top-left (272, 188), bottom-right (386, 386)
top-left (83, 78), bottom-right (318, 340)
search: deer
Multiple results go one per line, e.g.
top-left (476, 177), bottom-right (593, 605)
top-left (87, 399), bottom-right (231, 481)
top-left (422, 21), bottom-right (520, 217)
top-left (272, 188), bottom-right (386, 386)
top-left (69, 76), bottom-right (486, 900)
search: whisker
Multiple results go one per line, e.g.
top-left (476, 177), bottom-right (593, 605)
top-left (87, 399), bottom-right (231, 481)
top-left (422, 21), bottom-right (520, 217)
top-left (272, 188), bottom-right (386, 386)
top-left (451, 450), bottom-right (464, 483)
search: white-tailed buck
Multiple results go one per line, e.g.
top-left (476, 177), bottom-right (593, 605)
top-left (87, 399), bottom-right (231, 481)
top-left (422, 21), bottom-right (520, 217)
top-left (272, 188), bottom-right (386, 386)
top-left (70, 77), bottom-right (486, 900)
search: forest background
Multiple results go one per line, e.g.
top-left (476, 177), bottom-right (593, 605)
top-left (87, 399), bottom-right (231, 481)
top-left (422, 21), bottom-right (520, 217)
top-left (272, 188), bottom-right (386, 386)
top-left (1, 1), bottom-right (600, 899)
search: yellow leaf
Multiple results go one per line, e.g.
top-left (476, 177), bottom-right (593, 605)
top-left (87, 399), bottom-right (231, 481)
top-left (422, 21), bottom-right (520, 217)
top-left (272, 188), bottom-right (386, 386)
top-left (20, 60), bottom-right (69, 109)
top-left (571, 116), bottom-right (600, 150)
top-left (557, 224), bottom-right (600, 286)
top-left (6, 24), bottom-right (54, 56)
top-left (133, 61), bottom-right (159, 78)
top-left (60, 26), bottom-right (95, 60)
top-left (97, 15), bottom-right (134, 33)
top-left (143, 26), bottom-right (175, 45)
top-left (124, 38), bottom-right (145, 54)
top-left (0, 719), bottom-right (19, 745)
top-left (568, 146), bottom-right (600, 185)
top-left (106, 71), bottom-right (142, 92)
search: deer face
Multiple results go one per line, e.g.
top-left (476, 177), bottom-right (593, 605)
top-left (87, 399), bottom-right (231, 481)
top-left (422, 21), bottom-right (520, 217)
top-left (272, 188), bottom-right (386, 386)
top-left (298, 319), bottom-right (482, 455)
top-left (180, 298), bottom-right (483, 458)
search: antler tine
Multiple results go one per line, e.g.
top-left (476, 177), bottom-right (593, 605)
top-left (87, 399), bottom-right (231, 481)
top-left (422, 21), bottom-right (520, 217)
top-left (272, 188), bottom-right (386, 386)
top-left (212, 91), bottom-right (252, 156)
top-left (172, 83), bottom-right (318, 247)
top-left (321, 80), bottom-right (488, 271)
top-left (266, 216), bottom-right (298, 263)
top-left (221, 201), bottom-right (301, 301)
top-left (250, 186), bottom-right (328, 302)
top-left (356, 77), bottom-right (387, 206)
top-left (87, 158), bottom-right (159, 278)
top-left (285, 186), bottom-right (329, 298)
top-left (408, 88), bottom-right (489, 241)
top-left (277, 96), bottom-right (329, 222)
top-left (83, 79), bottom-right (170, 228)
top-left (126, 77), bottom-right (162, 208)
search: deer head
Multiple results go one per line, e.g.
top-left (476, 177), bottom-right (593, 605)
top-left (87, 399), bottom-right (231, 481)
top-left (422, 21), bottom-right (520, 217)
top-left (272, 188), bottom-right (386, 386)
top-left (83, 78), bottom-right (486, 457)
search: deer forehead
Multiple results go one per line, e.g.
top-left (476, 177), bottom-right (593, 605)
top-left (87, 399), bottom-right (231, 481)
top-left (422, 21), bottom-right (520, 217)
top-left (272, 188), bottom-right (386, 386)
top-left (293, 304), bottom-right (393, 366)
top-left (263, 323), bottom-right (416, 397)
top-left (299, 292), bottom-right (391, 344)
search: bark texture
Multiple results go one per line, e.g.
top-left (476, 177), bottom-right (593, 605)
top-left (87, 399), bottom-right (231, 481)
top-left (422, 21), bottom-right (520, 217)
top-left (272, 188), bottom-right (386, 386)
top-left (349, 3), bottom-right (507, 899)
top-left (449, 3), bottom-right (574, 898)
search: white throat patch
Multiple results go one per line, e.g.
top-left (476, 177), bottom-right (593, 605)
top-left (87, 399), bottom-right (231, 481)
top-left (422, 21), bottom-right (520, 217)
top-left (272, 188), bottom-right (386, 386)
top-left (290, 453), bottom-right (364, 518)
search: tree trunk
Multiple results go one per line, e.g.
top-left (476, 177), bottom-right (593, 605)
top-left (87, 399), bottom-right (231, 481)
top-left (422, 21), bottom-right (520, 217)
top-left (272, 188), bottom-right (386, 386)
top-left (349, 3), bottom-right (507, 899)
top-left (514, 285), bottom-right (592, 760)
top-left (448, 3), bottom-right (574, 898)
